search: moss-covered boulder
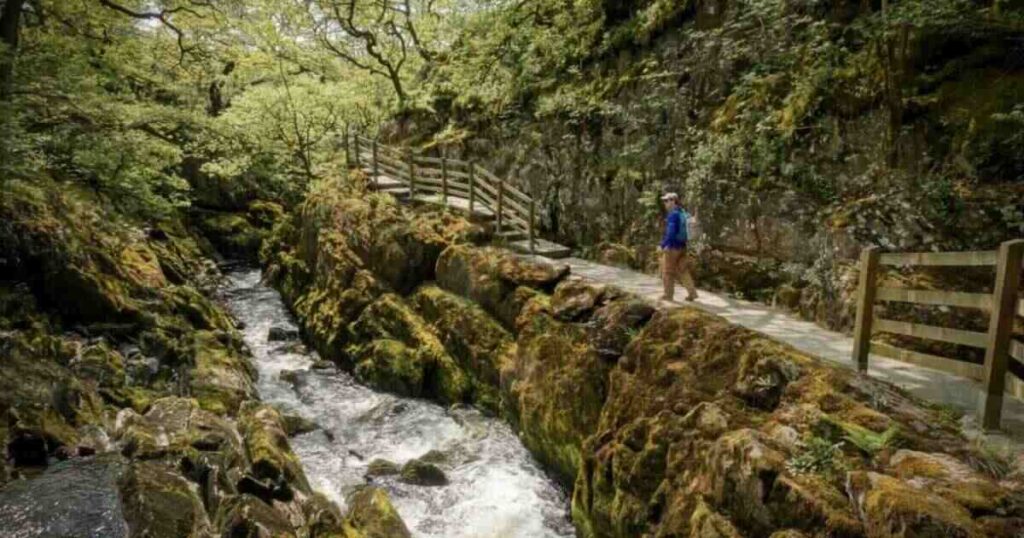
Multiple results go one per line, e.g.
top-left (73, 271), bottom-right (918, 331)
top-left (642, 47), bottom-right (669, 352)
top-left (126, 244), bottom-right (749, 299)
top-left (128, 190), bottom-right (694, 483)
top-left (194, 211), bottom-right (261, 259)
top-left (347, 294), bottom-right (471, 404)
top-left (214, 493), bottom-right (297, 538)
top-left (342, 486), bottom-right (412, 538)
top-left (399, 458), bottom-right (448, 486)
top-left (366, 458), bottom-right (401, 477)
top-left (410, 284), bottom-right (512, 411)
top-left (887, 450), bottom-right (1019, 516)
top-left (569, 305), bottom-right (1016, 537)
top-left (119, 461), bottom-right (214, 538)
top-left (116, 397), bottom-right (243, 461)
top-left (846, 471), bottom-right (983, 538)
top-left (436, 244), bottom-right (568, 328)
top-left (502, 295), bottom-right (609, 487)
top-left (189, 331), bottom-right (257, 415)
top-left (238, 402), bottom-right (311, 497)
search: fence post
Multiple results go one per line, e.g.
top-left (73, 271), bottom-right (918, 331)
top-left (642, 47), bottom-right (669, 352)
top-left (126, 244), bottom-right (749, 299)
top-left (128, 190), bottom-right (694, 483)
top-left (529, 200), bottom-right (536, 255)
top-left (353, 135), bottom-right (361, 169)
top-left (407, 147), bottom-right (416, 198)
top-left (441, 155), bottom-right (449, 204)
top-left (468, 162), bottom-right (476, 214)
top-left (343, 127), bottom-right (351, 169)
top-left (978, 239), bottom-right (1024, 430)
top-left (496, 177), bottom-right (504, 236)
top-left (371, 140), bottom-right (379, 189)
top-left (852, 246), bottom-right (881, 373)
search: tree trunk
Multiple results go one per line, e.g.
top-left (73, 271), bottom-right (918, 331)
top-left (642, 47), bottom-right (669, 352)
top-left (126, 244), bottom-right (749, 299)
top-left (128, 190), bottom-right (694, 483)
top-left (0, 0), bottom-right (26, 100)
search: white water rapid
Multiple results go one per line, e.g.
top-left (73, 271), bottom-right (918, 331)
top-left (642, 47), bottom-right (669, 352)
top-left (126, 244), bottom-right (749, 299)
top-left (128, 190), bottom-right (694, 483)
top-left (222, 268), bottom-right (575, 538)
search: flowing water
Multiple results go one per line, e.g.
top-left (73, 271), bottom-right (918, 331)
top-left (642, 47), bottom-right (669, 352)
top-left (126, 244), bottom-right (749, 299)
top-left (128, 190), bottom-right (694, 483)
top-left (222, 268), bottom-right (575, 538)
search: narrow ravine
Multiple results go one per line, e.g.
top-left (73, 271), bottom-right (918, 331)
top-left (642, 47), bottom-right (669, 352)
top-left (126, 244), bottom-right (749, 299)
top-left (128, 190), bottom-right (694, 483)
top-left (222, 268), bottom-right (575, 538)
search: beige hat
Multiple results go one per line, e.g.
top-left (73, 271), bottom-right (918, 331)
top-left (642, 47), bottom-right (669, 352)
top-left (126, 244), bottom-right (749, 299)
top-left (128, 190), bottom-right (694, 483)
top-left (660, 192), bottom-right (679, 202)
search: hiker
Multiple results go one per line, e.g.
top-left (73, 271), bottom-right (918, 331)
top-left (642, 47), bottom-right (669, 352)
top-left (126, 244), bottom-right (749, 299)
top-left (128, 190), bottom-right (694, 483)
top-left (658, 192), bottom-right (698, 302)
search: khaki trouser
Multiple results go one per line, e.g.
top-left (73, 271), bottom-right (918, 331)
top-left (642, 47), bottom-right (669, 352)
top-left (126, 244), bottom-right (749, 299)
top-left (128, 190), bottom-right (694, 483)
top-left (661, 248), bottom-right (697, 301)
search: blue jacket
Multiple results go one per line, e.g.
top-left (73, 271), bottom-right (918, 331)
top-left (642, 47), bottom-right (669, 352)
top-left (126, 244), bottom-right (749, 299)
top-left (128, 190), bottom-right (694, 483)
top-left (660, 208), bottom-right (688, 249)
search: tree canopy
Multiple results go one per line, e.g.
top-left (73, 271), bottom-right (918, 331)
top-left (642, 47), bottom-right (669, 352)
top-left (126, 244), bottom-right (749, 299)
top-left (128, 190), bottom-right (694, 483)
top-left (0, 0), bottom-right (1020, 253)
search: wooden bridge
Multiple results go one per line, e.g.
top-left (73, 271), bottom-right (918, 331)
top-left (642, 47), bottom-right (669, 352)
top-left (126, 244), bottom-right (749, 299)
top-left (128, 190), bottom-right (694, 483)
top-left (343, 133), bottom-right (571, 259)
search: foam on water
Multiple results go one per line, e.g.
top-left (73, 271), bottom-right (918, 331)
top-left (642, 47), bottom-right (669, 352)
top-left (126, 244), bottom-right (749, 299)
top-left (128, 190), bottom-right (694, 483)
top-left (222, 268), bottom-right (575, 538)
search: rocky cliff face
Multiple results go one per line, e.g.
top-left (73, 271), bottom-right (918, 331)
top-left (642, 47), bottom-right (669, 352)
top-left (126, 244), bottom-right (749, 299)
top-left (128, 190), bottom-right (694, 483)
top-left (0, 178), bottom-right (392, 537)
top-left (265, 176), bottom-right (1024, 537)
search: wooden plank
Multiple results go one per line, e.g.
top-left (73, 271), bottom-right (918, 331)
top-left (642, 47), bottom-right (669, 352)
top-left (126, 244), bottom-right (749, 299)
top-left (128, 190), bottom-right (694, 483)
top-left (1010, 339), bottom-right (1024, 363)
top-left (870, 342), bottom-right (984, 381)
top-left (879, 250), bottom-right (997, 267)
top-left (499, 195), bottom-right (530, 220)
top-left (415, 155), bottom-right (444, 166)
top-left (363, 152), bottom-right (405, 172)
top-left (1006, 373), bottom-right (1024, 400)
top-left (874, 318), bottom-right (988, 349)
top-left (876, 288), bottom-right (994, 310)
top-left (980, 239), bottom-right (1024, 430)
top-left (479, 167), bottom-right (530, 204)
top-left (852, 247), bottom-right (881, 372)
top-left (374, 160), bottom-right (408, 182)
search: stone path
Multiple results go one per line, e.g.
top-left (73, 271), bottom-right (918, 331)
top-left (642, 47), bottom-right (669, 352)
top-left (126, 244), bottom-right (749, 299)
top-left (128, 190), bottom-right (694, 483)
top-left (534, 255), bottom-right (1024, 442)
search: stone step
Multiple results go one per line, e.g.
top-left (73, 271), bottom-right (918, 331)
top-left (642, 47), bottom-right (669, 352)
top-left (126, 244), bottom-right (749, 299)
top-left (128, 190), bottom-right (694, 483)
top-left (507, 238), bottom-right (572, 259)
top-left (411, 194), bottom-right (495, 220)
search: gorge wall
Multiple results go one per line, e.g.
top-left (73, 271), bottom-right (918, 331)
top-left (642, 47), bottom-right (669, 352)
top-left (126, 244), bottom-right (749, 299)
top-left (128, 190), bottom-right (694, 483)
top-left (383, 0), bottom-right (1024, 336)
top-left (261, 175), bottom-right (1024, 537)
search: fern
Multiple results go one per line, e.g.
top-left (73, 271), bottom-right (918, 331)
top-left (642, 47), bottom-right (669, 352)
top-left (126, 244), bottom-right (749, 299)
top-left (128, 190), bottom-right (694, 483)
top-left (823, 417), bottom-right (899, 456)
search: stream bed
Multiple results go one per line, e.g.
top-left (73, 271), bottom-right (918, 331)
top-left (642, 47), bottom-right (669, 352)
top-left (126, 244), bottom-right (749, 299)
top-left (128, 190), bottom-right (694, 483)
top-left (222, 268), bottom-right (575, 538)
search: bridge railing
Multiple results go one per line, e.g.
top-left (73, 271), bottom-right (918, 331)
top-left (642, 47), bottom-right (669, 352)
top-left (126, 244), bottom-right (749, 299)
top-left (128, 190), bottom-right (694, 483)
top-left (344, 132), bottom-right (536, 253)
top-left (852, 239), bottom-right (1024, 430)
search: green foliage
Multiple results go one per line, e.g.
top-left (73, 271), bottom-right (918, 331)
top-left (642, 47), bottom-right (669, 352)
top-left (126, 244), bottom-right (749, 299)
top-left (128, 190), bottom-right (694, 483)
top-left (786, 436), bottom-right (847, 477)
top-left (823, 416), bottom-right (900, 457)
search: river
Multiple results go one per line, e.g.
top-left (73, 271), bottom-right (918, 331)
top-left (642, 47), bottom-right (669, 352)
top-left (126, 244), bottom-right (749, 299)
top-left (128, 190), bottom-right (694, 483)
top-left (222, 268), bottom-right (575, 538)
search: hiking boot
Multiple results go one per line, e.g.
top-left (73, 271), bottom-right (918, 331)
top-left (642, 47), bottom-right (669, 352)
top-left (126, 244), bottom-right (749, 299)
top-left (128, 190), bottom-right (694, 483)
top-left (685, 294), bottom-right (698, 302)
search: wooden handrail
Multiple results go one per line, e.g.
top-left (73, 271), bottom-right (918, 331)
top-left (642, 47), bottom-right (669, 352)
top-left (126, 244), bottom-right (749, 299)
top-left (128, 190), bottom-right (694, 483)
top-left (879, 250), bottom-right (998, 267)
top-left (851, 240), bottom-right (1024, 431)
top-left (875, 288), bottom-right (994, 310)
top-left (351, 133), bottom-right (538, 245)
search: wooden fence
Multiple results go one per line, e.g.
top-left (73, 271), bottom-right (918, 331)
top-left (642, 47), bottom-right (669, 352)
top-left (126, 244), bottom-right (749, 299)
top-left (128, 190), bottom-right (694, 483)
top-left (343, 132), bottom-right (537, 253)
top-left (852, 239), bottom-right (1024, 430)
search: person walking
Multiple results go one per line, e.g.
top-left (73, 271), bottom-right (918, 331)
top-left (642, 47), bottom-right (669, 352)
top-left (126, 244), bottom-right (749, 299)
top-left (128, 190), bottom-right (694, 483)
top-left (658, 192), bottom-right (698, 302)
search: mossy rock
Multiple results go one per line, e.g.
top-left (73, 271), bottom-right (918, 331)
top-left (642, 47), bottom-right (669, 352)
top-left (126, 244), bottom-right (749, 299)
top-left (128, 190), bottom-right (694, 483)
top-left (348, 294), bottom-right (471, 404)
top-left (342, 486), bottom-right (412, 538)
top-left (846, 471), bottom-right (982, 538)
top-left (410, 284), bottom-right (511, 411)
top-left (503, 296), bottom-right (609, 487)
top-left (888, 450), bottom-right (1015, 515)
top-left (689, 498), bottom-right (743, 538)
top-left (435, 245), bottom-right (567, 328)
top-left (301, 492), bottom-right (347, 537)
top-left (118, 461), bottom-right (213, 538)
top-left (73, 341), bottom-right (127, 389)
top-left (366, 458), bottom-right (400, 477)
top-left (169, 286), bottom-right (235, 332)
top-left (115, 397), bottom-right (243, 461)
top-left (399, 459), bottom-right (448, 486)
top-left (214, 493), bottom-right (296, 538)
top-left (280, 413), bottom-right (321, 437)
top-left (238, 402), bottom-right (311, 496)
top-left (193, 211), bottom-right (266, 260)
top-left (189, 331), bottom-right (256, 416)
top-left (352, 339), bottom-right (429, 398)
